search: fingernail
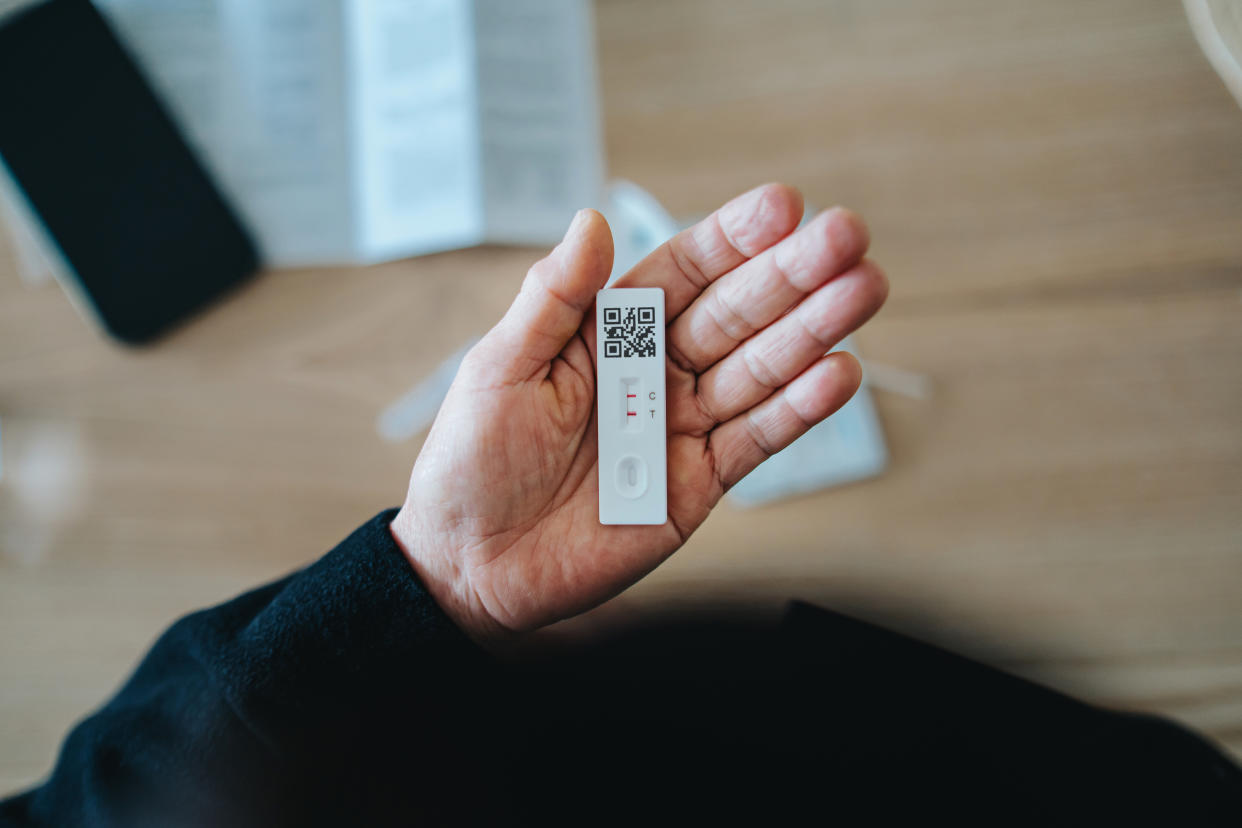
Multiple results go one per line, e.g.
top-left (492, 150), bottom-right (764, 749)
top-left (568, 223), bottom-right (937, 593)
top-left (566, 209), bottom-right (588, 239)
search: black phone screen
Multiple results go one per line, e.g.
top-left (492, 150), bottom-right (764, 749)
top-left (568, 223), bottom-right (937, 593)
top-left (0, 0), bottom-right (257, 343)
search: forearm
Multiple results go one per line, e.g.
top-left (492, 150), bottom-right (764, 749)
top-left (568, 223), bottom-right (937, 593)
top-left (0, 510), bottom-right (482, 828)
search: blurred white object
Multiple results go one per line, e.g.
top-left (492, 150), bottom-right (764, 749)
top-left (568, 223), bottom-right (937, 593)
top-left (1186, 0), bottom-right (1242, 109)
top-left (859, 360), bottom-right (932, 401)
top-left (93, 0), bottom-right (603, 266)
top-left (377, 338), bottom-right (478, 442)
top-left (2, 420), bottom-right (87, 564)
top-left (603, 179), bottom-right (680, 283)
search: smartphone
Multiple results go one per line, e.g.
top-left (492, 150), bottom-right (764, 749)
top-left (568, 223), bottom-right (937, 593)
top-left (0, 0), bottom-right (258, 344)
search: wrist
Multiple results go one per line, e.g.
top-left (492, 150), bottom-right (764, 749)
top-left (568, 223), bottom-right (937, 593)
top-left (388, 506), bottom-right (515, 649)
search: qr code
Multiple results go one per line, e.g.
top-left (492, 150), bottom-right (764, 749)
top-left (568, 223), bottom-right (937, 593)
top-left (603, 306), bottom-right (657, 358)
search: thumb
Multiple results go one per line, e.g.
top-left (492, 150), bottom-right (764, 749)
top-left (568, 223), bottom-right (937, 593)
top-left (482, 209), bottom-right (614, 381)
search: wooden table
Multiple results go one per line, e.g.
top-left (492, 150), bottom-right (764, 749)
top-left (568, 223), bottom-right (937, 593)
top-left (3, 0), bottom-right (1241, 791)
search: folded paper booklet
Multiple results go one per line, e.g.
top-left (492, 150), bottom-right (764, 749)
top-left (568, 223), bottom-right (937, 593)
top-left (93, 0), bottom-right (603, 265)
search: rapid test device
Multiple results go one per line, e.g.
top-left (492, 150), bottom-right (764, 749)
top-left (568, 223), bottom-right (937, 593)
top-left (596, 288), bottom-right (666, 525)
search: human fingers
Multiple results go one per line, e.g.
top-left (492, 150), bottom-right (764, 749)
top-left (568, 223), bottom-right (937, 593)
top-left (688, 259), bottom-right (886, 427)
top-left (707, 351), bottom-right (862, 490)
top-left (472, 210), bottom-right (614, 383)
top-left (666, 207), bottom-right (869, 374)
top-left (611, 183), bottom-right (803, 321)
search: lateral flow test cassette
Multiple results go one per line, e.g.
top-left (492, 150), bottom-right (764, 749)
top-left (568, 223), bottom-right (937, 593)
top-left (596, 287), bottom-right (667, 525)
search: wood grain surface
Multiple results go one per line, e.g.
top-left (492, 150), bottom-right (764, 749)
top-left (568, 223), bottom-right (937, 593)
top-left (3, 0), bottom-right (1241, 792)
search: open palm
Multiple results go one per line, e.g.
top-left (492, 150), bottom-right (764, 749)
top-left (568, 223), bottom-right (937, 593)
top-left (391, 184), bottom-right (887, 643)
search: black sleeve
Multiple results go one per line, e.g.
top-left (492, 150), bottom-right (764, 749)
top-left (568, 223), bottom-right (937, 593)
top-left (0, 509), bottom-right (487, 828)
top-left (4, 511), bottom-right (1240, 826)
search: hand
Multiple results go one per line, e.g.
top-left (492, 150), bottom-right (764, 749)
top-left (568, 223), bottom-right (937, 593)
top-left (390, 184), bottom-right (887, 645)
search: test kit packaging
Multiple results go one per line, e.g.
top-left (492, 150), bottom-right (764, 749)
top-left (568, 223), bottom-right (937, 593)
top-left (596, 287), bottom-right (666, 525)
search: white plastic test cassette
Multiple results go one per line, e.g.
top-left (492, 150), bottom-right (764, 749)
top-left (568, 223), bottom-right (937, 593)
top-left (596, 287), bottom-right (666, 525)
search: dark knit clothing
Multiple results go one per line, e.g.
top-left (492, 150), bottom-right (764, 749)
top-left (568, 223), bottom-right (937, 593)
top-left (3, 510), bottom-right (1240, 826)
